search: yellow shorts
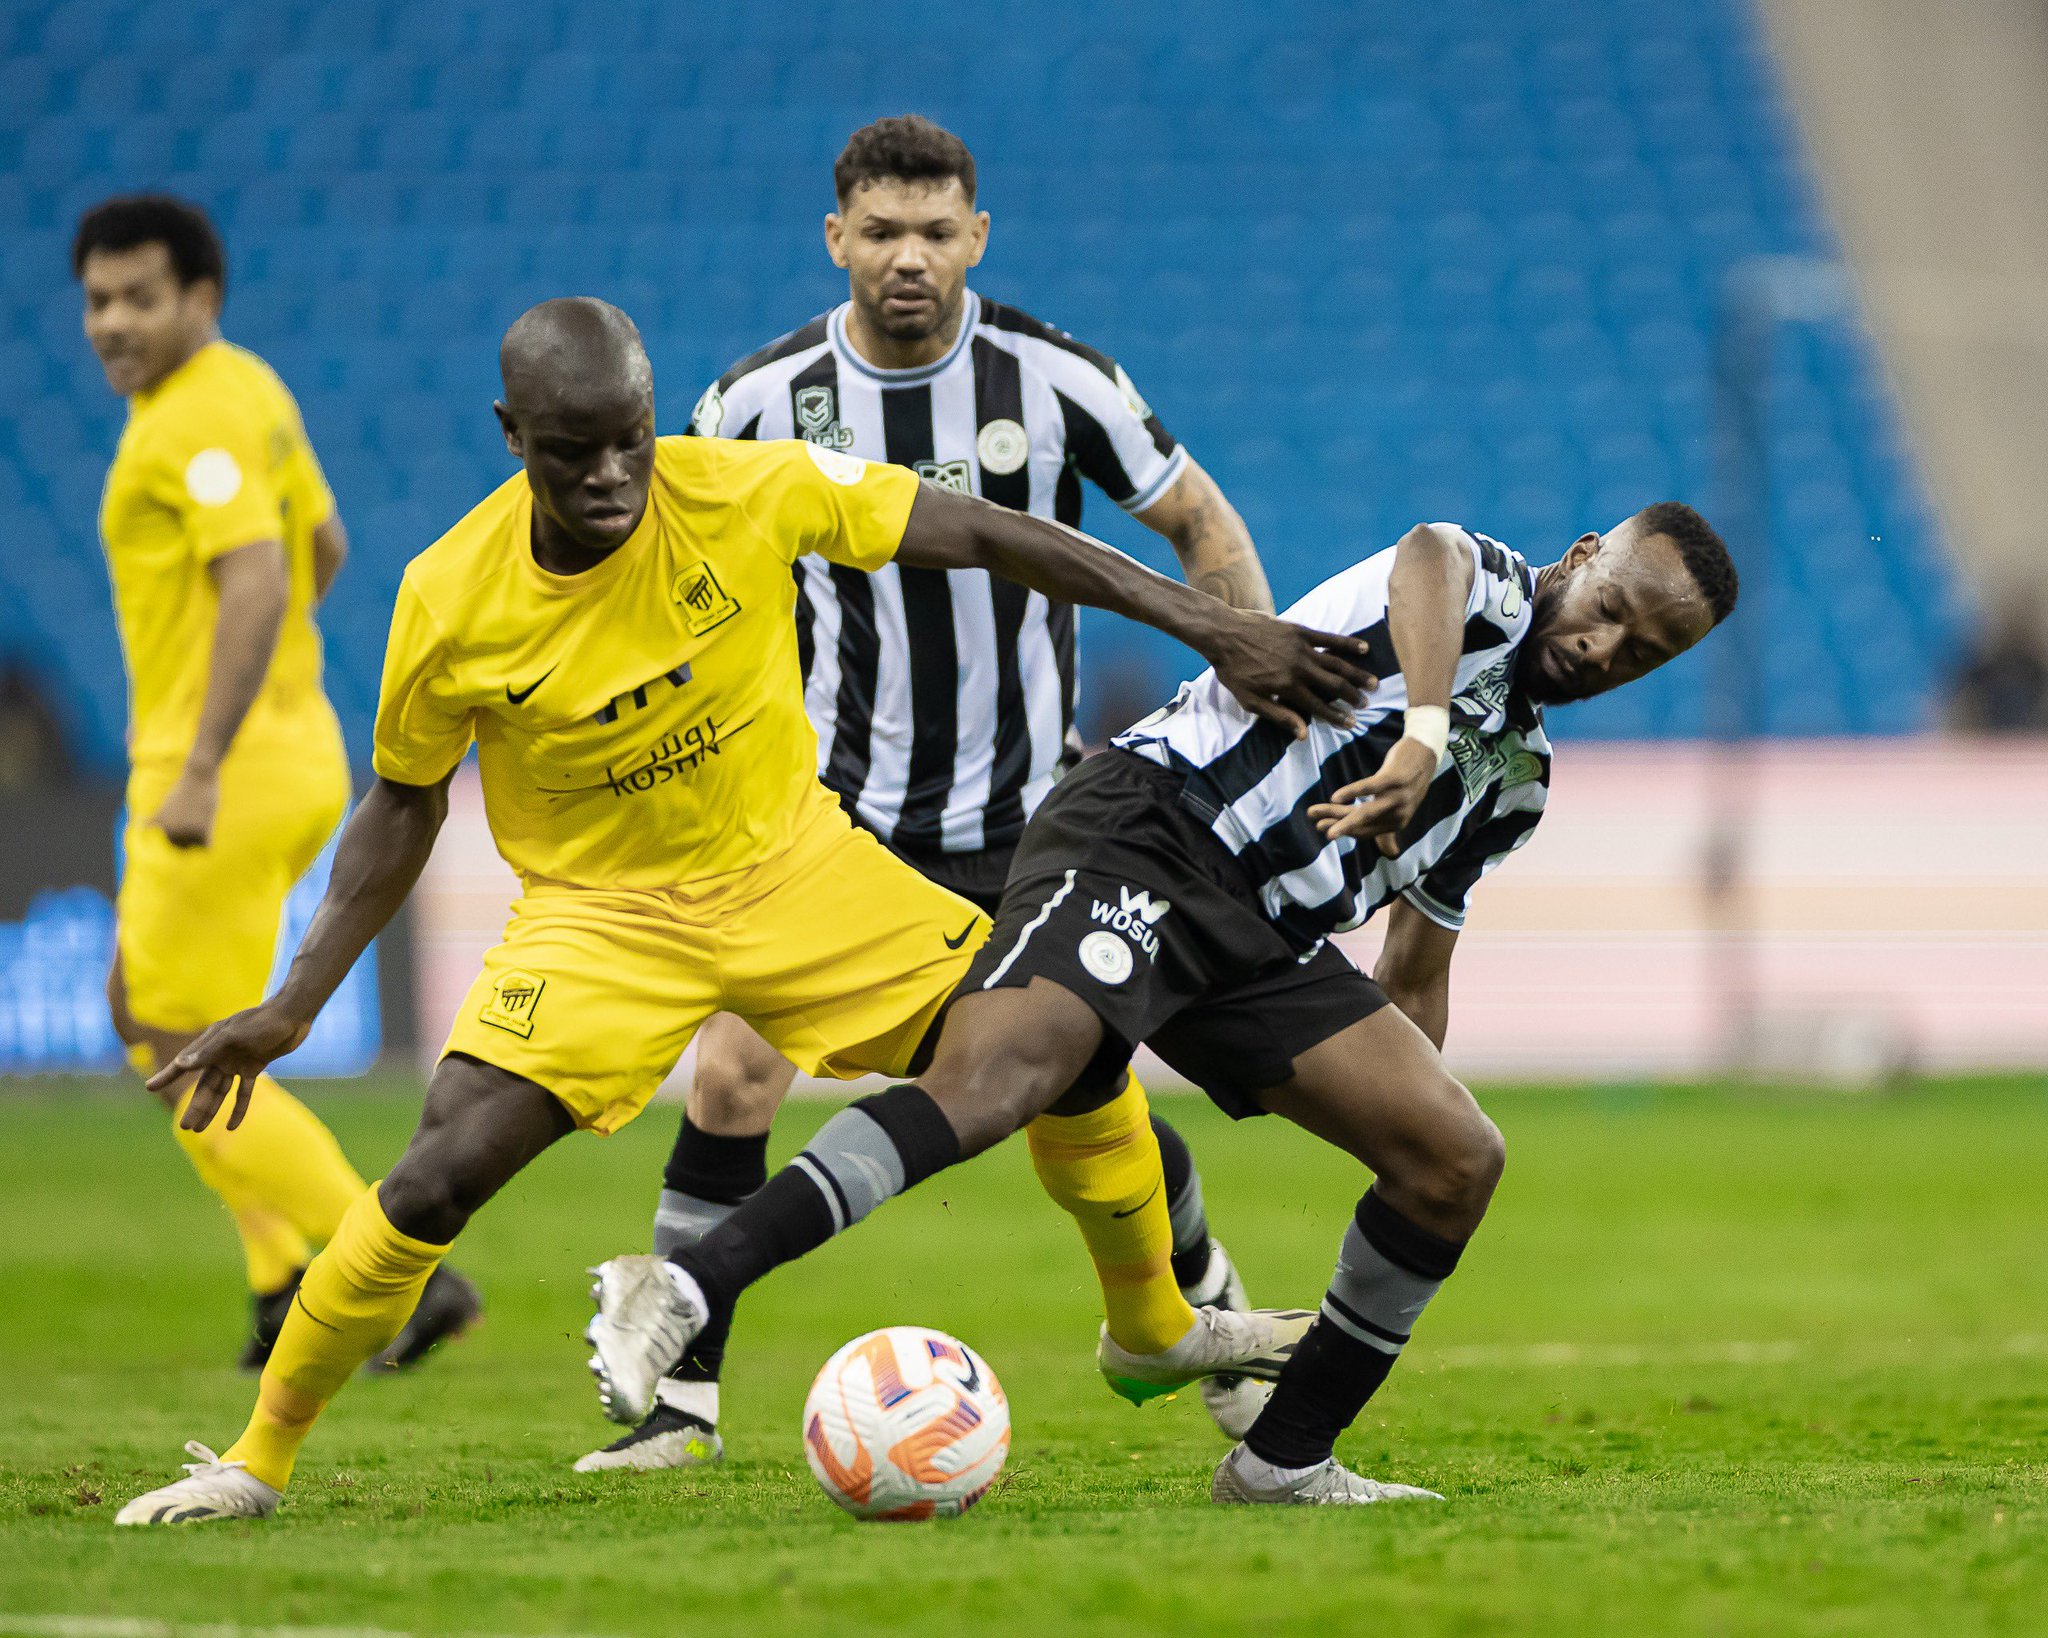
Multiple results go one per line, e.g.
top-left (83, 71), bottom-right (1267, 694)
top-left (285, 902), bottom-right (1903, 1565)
top-left (441, 801), bottom-right (991, 1134)
top-left (117, 745), bottom-right (351, 1034)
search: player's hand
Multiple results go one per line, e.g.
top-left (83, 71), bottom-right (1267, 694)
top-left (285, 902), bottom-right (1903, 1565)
top-left (152, 765), bottom-right (220, 849)
top-left (1308, 736), bottom-right (1443, 853)
top-left (1202, 611), bottom-right (1377, 740)
top-left (146, 1003), bottom-right (313, 1131)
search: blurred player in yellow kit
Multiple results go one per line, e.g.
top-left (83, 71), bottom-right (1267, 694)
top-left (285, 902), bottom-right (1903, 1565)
top-left (74, 196), bottom-right (479, 1370)
top-left (112, 297), bottom-right (1370, 1523)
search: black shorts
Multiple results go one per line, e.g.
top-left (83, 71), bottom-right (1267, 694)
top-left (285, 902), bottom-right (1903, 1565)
top-left (959, 750), bottom-right (1390, 1119)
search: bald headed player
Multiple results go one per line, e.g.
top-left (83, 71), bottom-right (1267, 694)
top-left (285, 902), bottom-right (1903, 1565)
top-left (74, 194), bottom-right (477, 1371)
top-left (581, 504), bottom-right (1739, 1507)
top-left (115, 298), bottom-right (1375, 1524)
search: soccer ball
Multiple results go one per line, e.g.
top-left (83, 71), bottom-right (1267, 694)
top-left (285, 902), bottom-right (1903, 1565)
top-left (801, 1325), bottom-right (1010, 1521)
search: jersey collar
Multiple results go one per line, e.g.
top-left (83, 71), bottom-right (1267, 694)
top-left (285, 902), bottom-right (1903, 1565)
top-left (130, 335), bottom-right (227, 412)
top-left (829, 290), bottom-right (980, 384)
top-left (517, 483), bottom-right (659, 596)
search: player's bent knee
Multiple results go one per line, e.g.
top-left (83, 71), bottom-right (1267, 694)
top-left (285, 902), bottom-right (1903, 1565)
top-left (1412, 1104), bottom-right (1505, 1226)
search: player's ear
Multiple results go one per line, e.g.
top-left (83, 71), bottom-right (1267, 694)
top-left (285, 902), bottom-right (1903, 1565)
top-left (824, 212), bottom-right (849, 269)
top-left (1563, 531), bottom-right (1600, 570)
top-left (493, 401), bottom-right (522, 459)
top-left (190, 276), bottom-right (224, 325)
top-left (968, 210), bottom-right (990, 267)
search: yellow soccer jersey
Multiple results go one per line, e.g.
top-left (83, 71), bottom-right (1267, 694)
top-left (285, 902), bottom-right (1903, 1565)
top-left (99, 339), bottom-right (339, 769)
top-left (374, 436), bottom-right (920, 888)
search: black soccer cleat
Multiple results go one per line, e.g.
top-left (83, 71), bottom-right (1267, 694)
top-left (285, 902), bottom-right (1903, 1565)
top-left (237, 1268), bottom-right (306, 1372)
top-left (367, 1264), bottom-right (483, 1373)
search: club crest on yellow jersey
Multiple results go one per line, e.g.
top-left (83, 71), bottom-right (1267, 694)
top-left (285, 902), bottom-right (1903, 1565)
top-left (671, 560), bottom-right (740, 636)
top-left (479, 969), bottom-right (547, 1038)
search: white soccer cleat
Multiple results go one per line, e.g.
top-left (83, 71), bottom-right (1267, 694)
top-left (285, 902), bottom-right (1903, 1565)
top-left (585, 1255), bottom-right (706, 1425)
top-left (1181, 1241), bottom-right (1274, 1440)
top-left (114, 1442), bottom-right (281, 1526)
top-left (1210, 1443), bottom-right (1443, 1506)
top-left (572, 1405), bottom-right (725, 1473)
top-left (1097, 1305), bottom-right (1316, 1407)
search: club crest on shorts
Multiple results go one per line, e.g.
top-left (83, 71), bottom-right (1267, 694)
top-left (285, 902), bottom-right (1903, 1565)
top-left (479, 969), bottom-right (545, 1038)
top-left (672, 559), bottom-right (741, 635)
top-left (976, 418), bottom-right (1028, 476)
top-left (1078, 930), bottom-right (1134, 986)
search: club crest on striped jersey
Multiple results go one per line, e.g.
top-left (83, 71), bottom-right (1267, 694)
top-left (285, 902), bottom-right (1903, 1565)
top-left (672, 560), bottom-right (740, 635)
top-left (975, 418), bottom-right (1028, 475)
top-left (915, 458), bottom-right (972, 494)
top-left (794, 384), bottom-right (854, 451)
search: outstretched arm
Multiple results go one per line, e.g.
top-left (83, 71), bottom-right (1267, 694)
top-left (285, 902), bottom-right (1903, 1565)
top-left (1310, 522), bottom-right (1476, 846)
top-left (895, 480), bottom-right (1373, 737)
top-left (1133, 459), bottom-right (1274, 615)
top-left (1373, 899), bottom-right (1460, 1051)
top-left (147, 771), bottom-right (456, 1129)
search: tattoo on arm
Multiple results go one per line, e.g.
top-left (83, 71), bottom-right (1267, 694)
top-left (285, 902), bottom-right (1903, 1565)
top-left (1194, 560), bottom-right (1271, 611)
top-left (1151, 468), bottom-right (1275, 615)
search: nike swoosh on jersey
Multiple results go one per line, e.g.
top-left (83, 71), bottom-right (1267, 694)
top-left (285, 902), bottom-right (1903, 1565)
top-left (506, 665), bottom-right (559, 705)
top-left (1110, 1180), bottom-right (1162, 1220)
top-left (943, 920), bottom-right (979, 950)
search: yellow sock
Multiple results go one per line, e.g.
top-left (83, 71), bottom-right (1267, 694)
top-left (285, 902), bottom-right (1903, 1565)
top-left (137, 1042), bottom-right (308, 1294)
top-left (172, 1074), bottom-right (367, 1247)
top-left (1027, 1072), bottom-right (1197, 1355)
top-left (224, 1187), bottom-right (448, 1490)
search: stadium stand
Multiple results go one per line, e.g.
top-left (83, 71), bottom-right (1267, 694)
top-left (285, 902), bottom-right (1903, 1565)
top-left (0, 0), bottom-right (1963, 774)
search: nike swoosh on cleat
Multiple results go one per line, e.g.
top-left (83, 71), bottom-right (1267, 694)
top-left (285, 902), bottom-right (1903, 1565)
top-left (507, 664), bottom-right (559, 705)
top-left (942, 920), bottom-right (979, 950)
top-left (1110, 1180), bottom-right (1162, 1220)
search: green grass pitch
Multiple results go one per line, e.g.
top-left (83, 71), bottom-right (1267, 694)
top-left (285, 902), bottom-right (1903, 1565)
top-left (2, 1075), bottom-right (2046, 1637)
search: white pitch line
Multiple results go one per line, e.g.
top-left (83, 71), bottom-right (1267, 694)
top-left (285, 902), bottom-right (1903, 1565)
top-left (0, 1620), bottom-right (610, 1638)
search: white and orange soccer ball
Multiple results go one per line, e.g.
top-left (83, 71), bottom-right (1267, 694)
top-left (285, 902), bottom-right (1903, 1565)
top-left (801, 1325), bottom-right (1010, 1521)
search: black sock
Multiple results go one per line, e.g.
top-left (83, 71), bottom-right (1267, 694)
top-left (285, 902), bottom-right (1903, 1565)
top-left (669, 1084), bottom-right (960, 1317)
top-left (663, 1115), bottom-right (770, 1202)
top-left (1150, 1114), bottom-right (1213, 1288)
top-left (1243, 1189), bottom-right (1465, 1469)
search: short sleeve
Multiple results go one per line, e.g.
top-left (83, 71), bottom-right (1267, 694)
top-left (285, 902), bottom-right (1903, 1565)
top-left (748, 440), bottom-right (919, 571)
top-left (290, 436), bottom-right (338, 531)
top-left (371, 577), bottom-right (474, 786)
top-left (1046, 346), bottom-right (1186, 514)
top-left (157, 401), bottom-right (290, 564)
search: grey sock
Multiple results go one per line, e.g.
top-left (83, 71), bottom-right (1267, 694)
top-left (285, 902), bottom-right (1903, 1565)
top-left (653, 1189), bottom-right (737, 1259)
top-left (1320, 1213), bottom-right (1447, 1356)
top-left (790, 1106), bottom-right (908, 1232)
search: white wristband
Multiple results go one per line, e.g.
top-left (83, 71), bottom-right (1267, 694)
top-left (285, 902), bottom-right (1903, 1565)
top-left (1401, 705), bottom-right (1451, 760)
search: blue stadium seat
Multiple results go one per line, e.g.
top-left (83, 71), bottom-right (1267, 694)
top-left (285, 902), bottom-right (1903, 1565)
top-left (0, 0), bottom-right (1965, 761)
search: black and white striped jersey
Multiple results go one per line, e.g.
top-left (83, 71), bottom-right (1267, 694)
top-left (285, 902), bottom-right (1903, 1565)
top-left (1114, 526), bottom-right (1552, 952)
top-left (688, 290), bottom-right (1187, 855)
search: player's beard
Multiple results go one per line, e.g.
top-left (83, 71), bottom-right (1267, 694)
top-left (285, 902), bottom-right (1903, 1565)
top-left (863, 281), bottom-right (962, 344)
top-left (1515, 589), bottom-right (1599, 705)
